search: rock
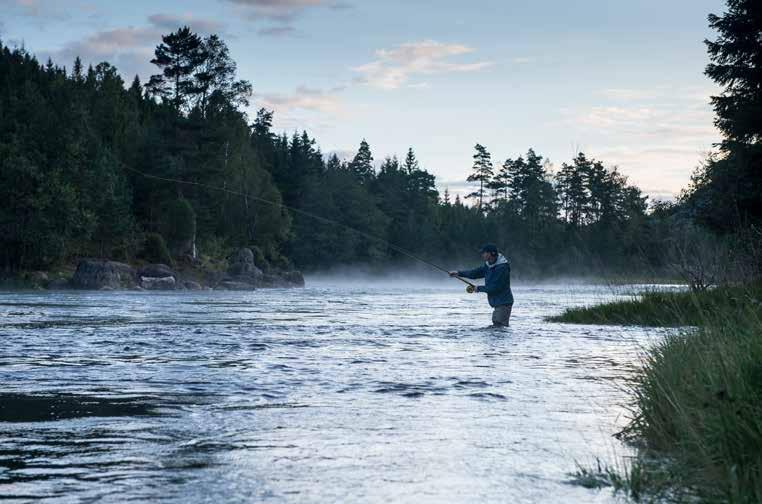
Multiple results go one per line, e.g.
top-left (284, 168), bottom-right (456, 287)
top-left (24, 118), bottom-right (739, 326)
top-left (216, 280), bottom-right (256, 291)
top-left (29, 271), bottom-right (48, 283)
top-left (138, 263), bottom-right (175, 279)
top-left (71, 260), bottom-right (136, 290)
top-left (183, 280), bottom-right (203, 290)
top-left (47, 278), bottom-right (70, 290)
top-left (283, 271), bottom-right (305, 287)
top-left (227, 247), bottom-right (265, 282)
top-left (235, 248), bottom-right (255, 265)
top-left (140, 276), bottom-right (176, 290)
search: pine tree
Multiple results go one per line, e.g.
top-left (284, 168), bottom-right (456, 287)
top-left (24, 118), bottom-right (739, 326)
top-left (349, 139), bottom-right (374, 183)
top-left (466, 143), bottom-right (493, 210)
top-left (705, 0), bottom-right (762, 145)
top-left (403, 147), bottom-right (419, 174)
top-left (146, 26), bottom-right (207, 111)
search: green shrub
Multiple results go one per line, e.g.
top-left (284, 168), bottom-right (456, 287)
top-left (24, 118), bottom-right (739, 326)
top-left (250, 245), bottom-right (268, 269)
top-left (565, 285), bottom-right (762, 502)
top-left (142, 233), bottom-right (173, 266)
top-left (162, 198), bottom-right (196, 247)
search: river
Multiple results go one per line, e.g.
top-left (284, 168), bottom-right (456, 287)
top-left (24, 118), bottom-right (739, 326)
top-left (0, 281), bottom-right (672, 503)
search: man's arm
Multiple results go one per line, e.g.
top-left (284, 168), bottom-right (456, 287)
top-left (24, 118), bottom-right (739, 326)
top-left (476, 265), bottom-right (508, 294)
top-left (454, 265), bottom-right (486, 280)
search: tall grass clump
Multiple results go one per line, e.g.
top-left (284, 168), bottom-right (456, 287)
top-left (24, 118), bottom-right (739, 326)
top-left (619, 292), bottom-right (762, 502)
top-left (549, 285), bottom-right (760, 327)
top-left (567, 285), bottom-right (762, 501)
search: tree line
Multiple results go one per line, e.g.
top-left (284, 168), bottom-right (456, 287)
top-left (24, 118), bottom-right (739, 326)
top-left (1, 0), bottom-right (759, 278)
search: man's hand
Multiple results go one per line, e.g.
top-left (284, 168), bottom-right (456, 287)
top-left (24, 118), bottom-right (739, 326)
top-left (466, 285), bottom-right (476, 294)
top-left (448, 271), bottom-right (459, 277)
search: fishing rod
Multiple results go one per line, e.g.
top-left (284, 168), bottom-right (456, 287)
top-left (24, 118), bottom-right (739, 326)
top-left (123, 165), bottom-right (477, 288)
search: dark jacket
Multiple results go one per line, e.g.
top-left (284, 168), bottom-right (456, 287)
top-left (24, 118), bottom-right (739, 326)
top-left (458, 254), bottom-right (514, 307)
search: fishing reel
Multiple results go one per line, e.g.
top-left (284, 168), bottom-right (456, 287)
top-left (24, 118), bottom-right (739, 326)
top-left (466, 285), bottom-right (476, 294)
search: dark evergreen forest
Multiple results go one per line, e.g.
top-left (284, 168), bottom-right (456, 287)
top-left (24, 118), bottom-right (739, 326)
top-left (1, 14), bottom-right (759, 277)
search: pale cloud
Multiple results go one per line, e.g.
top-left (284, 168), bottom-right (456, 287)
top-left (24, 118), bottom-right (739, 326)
top-left (353, 40), bottom-right (493, 90)
top-left (564, 87), bottom-right (721, 197)
top-left (147, 14), bottom-right (226, 35)
top-left (224, 0), bottom-right (324, 20)
top-left (257, 25), bottom-right (298, 37)
top-left (41, 25), bottom-right (159, 77)
top-left (259, 85), bottom-right (346, 116)
top-left (38, 14), bottom-right (227, 80)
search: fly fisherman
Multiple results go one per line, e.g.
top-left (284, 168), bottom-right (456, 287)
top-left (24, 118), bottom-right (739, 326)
top-left (449, 244), bottom-right (514, 327)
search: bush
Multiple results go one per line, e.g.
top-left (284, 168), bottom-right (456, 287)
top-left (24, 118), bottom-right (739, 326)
top-left (142, 233), bottom-right (173, 266)
top-left (162, 198), bottom-right (196, 253)
top-left (250, 245), bottom-right (268, 270)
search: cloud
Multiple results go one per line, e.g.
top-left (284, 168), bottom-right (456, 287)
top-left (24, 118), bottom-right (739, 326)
top-left (257, 25), bottom-right (298, 37)
top-left (41, 25), bottom-right (159, 77)
top-left (223, 0), bottom-right (338, 21)
top-left (353, 40), bottom-right (492, 90)
top-left (147, 14), bottom-right (226, 35)
top-left (0, 0), bottom-right (70, 20)
top-left (259, 85), bottom-right (345, 116)
top-left (37, 14), bottom-right (228, 80)
top-left (561, 88), bottom-right (722, 197)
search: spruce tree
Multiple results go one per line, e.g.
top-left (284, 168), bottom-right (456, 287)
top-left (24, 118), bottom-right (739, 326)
top-left (349, 139), bottom-right (374, 183)
top-left (466, 143), bottom-right (493, 210)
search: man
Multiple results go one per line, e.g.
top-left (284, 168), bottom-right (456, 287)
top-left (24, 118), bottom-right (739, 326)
top-left (449, 244), bottom-right (514, 327)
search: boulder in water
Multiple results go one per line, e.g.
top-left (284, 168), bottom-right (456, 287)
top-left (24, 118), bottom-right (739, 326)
top-left (183, 280), bottom-right (203, 290)
top-left (71, 260), bottom-right (136, 290)
top-left (216, 280), bottom-right (256, 291)
top-left (138, 264), bottom-right (175, 279)
top-left (140, 276), bottom-right (176, 290)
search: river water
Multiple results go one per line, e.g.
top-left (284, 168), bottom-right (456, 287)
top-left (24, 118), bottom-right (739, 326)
top-left (0, 281), bottom-right (671, 503)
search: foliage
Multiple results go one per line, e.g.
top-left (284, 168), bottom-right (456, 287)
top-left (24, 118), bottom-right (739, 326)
top-left (162, 198), bottom-right (196, 246)
top-left (141, 232), bottom-right (173, 266)
top-left (556, 284), bottom-right (762, 502)
top-left (682, 0), bottom-right (762, 232)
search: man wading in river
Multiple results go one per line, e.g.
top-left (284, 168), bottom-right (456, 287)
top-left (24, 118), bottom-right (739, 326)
top-left (449, 244), bottom-right (514, 327)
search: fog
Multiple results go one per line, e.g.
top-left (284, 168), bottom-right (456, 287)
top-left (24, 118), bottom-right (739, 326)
top-left (302, 263), bottom-right (657, 290)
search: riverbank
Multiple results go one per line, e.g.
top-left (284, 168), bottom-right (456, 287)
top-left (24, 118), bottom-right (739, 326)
top-left (558, 285), bottom-right (762, 502)
top-left (0, 247), bottom-right (305, 291)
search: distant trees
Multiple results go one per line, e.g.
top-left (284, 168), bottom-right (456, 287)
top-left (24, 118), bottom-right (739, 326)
top-left (0, 26), bottom-right (678, 277)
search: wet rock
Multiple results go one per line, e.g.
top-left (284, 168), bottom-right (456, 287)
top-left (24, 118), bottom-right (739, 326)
top-left (47, 278), bottom-right (70, 290)
top-left (140, 276), bottom-right (176, 290)
top-left (228, 248), bottom-right (263, 277)
top-left (29, 271), bottom-right (48, 284)
top-left (283, 271), bottom-right (305, 287)
top-left (216, 280), bottom-right (256, 291)
top-left (71, 260), bottom-right (136, 290)
top-left (138, 263), bottom-right (175, 279)
top-left (183, 280), bottom-right (203, 290)
top-left (234, 248), bottom-right (254, 265)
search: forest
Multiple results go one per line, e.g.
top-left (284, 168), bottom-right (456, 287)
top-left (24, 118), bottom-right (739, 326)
top-left (0, 22), bottom-right (758, 279)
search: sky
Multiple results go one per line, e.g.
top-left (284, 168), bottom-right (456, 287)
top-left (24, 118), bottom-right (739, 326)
top-left (0, 0), bottom-right (727, 200)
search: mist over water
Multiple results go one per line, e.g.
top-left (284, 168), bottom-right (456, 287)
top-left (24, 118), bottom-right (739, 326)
top-left (0, 283), bottom-right (672, 502)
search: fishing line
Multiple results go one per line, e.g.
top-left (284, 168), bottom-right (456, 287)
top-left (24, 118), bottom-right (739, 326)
top-left (123, 165), bottom-right (476, 287)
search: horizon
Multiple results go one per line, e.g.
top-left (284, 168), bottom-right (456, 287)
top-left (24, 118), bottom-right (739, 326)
top-left (1, 0), bottom-right (726, 201)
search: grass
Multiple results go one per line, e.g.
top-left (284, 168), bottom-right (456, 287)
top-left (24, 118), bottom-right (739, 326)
top-left (548, 285), bottom-right (762, 327)
top-left (560, 284), bottom-right (762, 502)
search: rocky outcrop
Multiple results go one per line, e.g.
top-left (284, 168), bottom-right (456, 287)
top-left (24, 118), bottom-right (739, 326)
top-left (138, 263), bottom-right (177, 290)
top-left (140, 276), bottom-right (176, 290)
top-left (71, 260), bottom-right (136, 290)
top-left (216, 280), bottom-right (256, 291)
top-left (53, 254), bottom-right (303, 292)
top-left (218, 248), bottom-right (263, 290)
top-left (183, 280), bottom-right (203, 290)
